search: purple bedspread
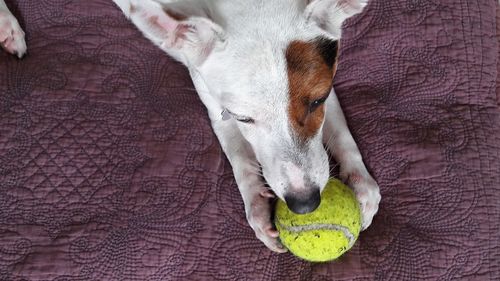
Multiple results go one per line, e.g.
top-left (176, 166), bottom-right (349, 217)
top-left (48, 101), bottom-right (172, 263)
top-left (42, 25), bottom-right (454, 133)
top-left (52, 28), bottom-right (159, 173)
top-left (1, 0), bottom-right (499, 280)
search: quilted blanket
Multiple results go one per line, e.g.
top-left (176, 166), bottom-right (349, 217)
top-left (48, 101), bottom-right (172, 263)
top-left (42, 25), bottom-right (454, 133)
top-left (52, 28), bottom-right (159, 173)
top-left (1, 0), bottom-right (499, 280)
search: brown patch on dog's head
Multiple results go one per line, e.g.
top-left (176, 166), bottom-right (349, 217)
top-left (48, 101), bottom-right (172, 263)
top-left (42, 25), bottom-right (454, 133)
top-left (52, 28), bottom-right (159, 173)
top-left (286, 38), bottom-right (338, 143)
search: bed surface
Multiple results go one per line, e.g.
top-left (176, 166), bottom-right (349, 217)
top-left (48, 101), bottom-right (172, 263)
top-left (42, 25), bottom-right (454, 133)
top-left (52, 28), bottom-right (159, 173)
top-left (1, 0), bottom-right (499, 280)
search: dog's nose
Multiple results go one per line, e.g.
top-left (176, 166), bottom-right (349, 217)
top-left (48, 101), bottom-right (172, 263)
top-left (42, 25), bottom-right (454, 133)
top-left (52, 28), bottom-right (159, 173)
top-left (284, 189), bottom-right (321, 214)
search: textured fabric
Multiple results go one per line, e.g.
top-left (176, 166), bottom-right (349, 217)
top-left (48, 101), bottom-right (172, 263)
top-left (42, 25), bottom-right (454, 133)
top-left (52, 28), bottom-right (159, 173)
top-left (0, 0), bottom-right (499, 280)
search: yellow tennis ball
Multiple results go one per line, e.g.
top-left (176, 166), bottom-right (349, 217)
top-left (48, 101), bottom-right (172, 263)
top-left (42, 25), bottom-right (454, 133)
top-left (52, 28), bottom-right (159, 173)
top-left (274, 178), bottom-right (361, 262)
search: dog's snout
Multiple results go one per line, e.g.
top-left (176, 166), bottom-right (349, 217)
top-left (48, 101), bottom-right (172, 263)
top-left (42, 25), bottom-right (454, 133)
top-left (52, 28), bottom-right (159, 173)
top-left (284, 188), bottom-right (321, 214)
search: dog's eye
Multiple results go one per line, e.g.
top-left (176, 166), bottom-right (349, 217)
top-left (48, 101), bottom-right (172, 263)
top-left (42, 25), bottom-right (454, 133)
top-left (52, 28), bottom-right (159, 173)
top-left (236, 117), bottom-right (255, 124)
top-left (309, 97), bottom-right (327, 113)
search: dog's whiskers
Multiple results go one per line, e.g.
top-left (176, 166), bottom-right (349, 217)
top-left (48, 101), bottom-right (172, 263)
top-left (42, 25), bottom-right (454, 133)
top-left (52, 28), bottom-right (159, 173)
top-left (249, 171), bottom-right (265, 178)
top-left (324, 134), bottom-right (337, 152)
top-left (329, 162), bottom-right (339, 173)
top-left (243, 160), bottom-right (265, 177)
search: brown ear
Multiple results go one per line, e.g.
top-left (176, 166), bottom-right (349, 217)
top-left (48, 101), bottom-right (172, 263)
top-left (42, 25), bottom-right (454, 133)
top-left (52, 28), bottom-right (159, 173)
top-left (305, 0), bottom-right (369, 39)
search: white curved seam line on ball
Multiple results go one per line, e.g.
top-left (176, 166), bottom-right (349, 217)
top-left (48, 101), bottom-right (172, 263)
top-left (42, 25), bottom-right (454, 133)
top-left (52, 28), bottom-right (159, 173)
top-left (275, 219), bottom-right (355, 248)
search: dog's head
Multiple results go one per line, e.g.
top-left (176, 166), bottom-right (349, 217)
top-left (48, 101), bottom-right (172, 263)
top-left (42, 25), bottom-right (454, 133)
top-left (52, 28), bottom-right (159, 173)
top-left (149, 0), bottom-right (368, 213)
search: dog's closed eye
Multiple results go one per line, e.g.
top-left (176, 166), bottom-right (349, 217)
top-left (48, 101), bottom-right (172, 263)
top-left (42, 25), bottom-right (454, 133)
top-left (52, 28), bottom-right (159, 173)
top-left (223, 109), bottom-right (255, 124)
top-left (235, 116), bottom-right (255, 124)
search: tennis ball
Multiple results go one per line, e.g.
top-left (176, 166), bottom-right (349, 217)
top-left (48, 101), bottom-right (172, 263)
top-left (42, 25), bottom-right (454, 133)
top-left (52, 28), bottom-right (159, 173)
top-left (274, 178), bottom-right (361, 262)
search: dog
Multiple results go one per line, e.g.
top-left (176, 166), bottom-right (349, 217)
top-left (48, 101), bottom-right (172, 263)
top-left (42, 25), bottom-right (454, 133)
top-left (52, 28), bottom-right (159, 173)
top-left (1, 0), bottom-right (381, 253)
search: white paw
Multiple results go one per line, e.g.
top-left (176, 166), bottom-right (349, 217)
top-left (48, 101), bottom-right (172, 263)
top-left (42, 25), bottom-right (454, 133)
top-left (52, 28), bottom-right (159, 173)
top-left (0, 10), bottom-right (27, 58)
top-left (340, 164), bottom-right (381, 230)
top-left (245, 189), bottom-right (287, 253)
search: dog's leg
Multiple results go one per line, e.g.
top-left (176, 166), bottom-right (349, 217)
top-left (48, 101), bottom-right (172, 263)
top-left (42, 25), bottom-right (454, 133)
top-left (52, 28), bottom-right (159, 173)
top-left (191, 72), bottom-right (287, 253)
top-left (323, 89), bottom-right (381, 230)
top-left (213, 119), bottom-right (287, 253)
top-left (0, 0), bottom-right (26, 58)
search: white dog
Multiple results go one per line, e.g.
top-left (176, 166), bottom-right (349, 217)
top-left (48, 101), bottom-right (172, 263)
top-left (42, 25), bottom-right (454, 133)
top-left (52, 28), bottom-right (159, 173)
top-left (1, 0), bottom-right (381, 253)
top-left (0, 0), bottom-right (26, 58)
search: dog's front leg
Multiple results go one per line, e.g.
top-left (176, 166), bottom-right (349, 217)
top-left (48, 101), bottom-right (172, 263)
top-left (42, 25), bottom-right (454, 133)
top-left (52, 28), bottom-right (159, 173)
top-left (0, 0), bottom-right (26, 58)
top-left (191, 72), bottom-right (287, 253)
top-left (323, 89), bottom-right (381, 230)
top-left (211, 119), bottom-right (286, 253)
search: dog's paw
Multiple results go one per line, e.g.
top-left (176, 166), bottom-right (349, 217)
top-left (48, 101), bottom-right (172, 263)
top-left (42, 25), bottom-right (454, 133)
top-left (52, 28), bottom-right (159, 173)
top-left (245, 191), bottom-right (287, 253)
top-left (340, 164), bottom-right (381, 230)
top-left (0, 11), bottom-right (27, 58)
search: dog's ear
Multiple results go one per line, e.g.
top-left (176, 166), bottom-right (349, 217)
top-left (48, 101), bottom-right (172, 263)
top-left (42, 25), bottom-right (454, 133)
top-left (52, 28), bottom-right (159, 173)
top-left (114, 0), bottom-right (225, 66)
top-left (305, 0), bottom-right (368, 39)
